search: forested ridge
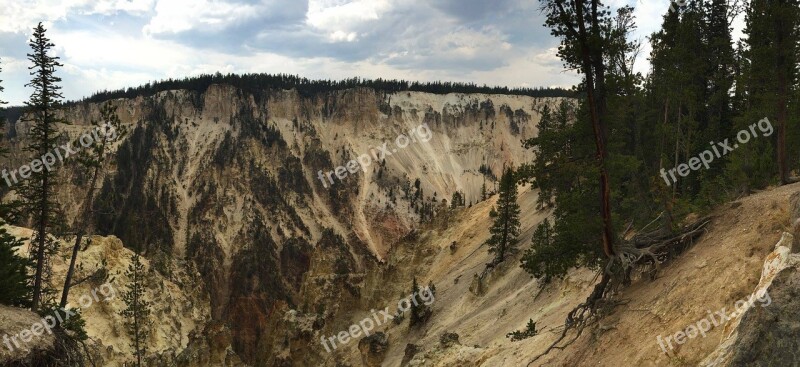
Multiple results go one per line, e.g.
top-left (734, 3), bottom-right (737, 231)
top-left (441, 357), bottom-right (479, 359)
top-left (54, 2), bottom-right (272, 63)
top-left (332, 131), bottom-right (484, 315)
top-left (79, 73), bottom-right (575, 104)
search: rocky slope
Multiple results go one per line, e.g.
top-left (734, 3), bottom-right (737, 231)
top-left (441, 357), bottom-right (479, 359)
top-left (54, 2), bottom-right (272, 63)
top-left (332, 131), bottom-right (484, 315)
top-left (2, 85), bottom-right (555, 365)
top-left (4, 226), bottom-right (213, 366)
top-left (326, 182), bottom-right (800, 367)
top-left (2, 83), bottom-right (799, 366)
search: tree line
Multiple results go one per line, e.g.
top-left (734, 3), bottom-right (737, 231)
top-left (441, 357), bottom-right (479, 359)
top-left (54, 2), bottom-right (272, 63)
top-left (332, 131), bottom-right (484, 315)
top-left (76, 73), bottom-right (575, 105)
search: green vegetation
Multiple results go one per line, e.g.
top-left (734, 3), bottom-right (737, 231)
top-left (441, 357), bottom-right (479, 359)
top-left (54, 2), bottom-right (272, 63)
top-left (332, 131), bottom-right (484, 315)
top-left (506, 319), bottom-right (538, 342)
top-left (520, 0), bottom-right (799, 284)
top-left (120, 253), bottom-right (151, 367)
top-left (19, 22), bottom-right (69, 311)
top-left (486, 167), bottom-right (521, 265)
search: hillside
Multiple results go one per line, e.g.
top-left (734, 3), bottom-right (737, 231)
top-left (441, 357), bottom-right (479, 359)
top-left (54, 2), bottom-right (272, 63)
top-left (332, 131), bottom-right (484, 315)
top-left (3, 177), bottom-right (796, 366)
top-left (318, 181), bottom-right (800, 366)
top-left (1, 85), bottom-right (559, 365)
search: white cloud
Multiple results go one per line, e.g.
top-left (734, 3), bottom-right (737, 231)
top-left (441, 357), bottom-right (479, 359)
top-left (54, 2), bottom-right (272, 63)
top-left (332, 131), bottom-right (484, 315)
top-left (53, 31), bottom-right (189, 71)
top-left (431, 27), bottom-right (509, 58)
top-left (143, 0), bottom-right (261, 35)
top-left (90, 0), bottom-right (155, 15)
top-left (0, 0), bottom-right (91, 33)
top-left (329, 30), bottom-right (358, 42)
top-left (0, 0), bottom-right (157, 33)
top-left (306, 0), bottom-right (393, 35)
top-left (0, 57), bottom-right (28, 73)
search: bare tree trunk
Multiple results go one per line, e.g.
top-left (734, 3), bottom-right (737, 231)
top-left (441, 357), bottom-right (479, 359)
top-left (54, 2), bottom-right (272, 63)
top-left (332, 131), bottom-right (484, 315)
top-left (60, 164), bottom-right (101, 308)
top-left (673, 105), bottom-right (682, 197)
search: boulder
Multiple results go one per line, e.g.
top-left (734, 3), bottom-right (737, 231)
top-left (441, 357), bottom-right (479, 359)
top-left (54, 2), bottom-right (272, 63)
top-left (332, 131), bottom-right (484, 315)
top-left (358, 332), bottom-right (388, 367)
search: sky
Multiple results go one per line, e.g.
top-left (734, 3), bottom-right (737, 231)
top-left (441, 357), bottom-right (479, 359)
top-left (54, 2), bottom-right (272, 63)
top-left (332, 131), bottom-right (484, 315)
top-left (0, 0), bottom-right (743, 105)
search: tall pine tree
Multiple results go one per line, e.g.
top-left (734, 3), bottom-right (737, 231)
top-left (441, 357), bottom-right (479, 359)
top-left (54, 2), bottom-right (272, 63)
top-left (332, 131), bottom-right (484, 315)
top-left (486, 167), bottom-right (520, 265)
top-left (726, 0), bottom-right (799, 191)
top-left (21, 22), bottom-right (69, 311)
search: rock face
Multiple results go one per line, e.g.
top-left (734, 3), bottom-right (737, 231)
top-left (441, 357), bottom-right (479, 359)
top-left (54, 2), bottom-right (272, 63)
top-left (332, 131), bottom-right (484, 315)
top-left (701, 232), bottom-right (800, 366)
top-left (725, 267), bottom-right (800, 366)
top-left (358, 332), bottom-right (389, 367)
top-left (4, 226), bottom-right (211, 367)
top-left (0, 305), bottom-right (57, 365)
top-left (2, 85), bottom-right (556, 365)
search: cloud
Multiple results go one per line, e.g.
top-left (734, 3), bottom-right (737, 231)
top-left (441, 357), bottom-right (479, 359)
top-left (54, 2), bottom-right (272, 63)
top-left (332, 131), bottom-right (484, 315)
top-left (144, 0), bottom-right (307, 36)
top-left (0, 0), bottom-right (155, 33)
top-left (143, 0), bottom-right (263, 35)
top-left (0, 0), bottom-right (599, 105)
top-left (306, 0), bottom-right (392, 41)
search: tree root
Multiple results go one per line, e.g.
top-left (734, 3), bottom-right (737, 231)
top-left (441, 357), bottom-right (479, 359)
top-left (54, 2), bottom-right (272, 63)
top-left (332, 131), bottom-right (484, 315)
top-left (525, 216), bottom-right (712, 366)
top-left (615, 216), bottom-right (712, 270)
top-left (527, 271), bottom-right (612, 366)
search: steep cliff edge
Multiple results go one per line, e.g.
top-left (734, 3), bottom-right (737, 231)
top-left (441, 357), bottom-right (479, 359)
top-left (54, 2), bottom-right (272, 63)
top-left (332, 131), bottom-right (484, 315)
top-left (2, 86), bottom-right (555, 365)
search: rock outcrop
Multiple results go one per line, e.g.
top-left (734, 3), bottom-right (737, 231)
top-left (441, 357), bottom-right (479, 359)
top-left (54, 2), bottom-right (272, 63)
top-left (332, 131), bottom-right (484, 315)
top-left (701, 232), bottom-right (800, 366)
top-left (0, 305), bottom-right (58, 366)
top-left (358, 332), bottom-right (389, 367)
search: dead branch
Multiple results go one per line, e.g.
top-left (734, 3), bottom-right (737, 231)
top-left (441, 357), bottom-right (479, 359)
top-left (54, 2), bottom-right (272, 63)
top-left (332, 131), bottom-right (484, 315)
top-left (68, 268), bottom-right (105, 289)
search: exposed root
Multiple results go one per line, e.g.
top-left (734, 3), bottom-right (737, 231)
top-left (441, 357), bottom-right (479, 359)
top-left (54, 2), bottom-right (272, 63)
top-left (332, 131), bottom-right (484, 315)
top-left (524, 216), bottom-right (712, 366)
top-left (527, 270), bottom-right (613, 366)
top-left (615, 216), bottom-right (712, 270)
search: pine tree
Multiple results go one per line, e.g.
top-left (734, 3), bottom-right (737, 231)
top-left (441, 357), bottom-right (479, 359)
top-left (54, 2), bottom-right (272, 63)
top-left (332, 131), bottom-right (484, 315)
top-left (450, 191), bottom-right (465, 208)
top-left (523, 102), bottom-right (574, 210)
top-left (485, 167), bottom-right (520, 265)
top-left (506, 318), bottom-right (538, 342)
top-left (20, 23), bottom-right (69, 311)
top-left (0, 230), bottom-right (33, 307)
top-left (121, 254), bottom-right (151, 366)
top-left (725, 0), bottom-right (799, 191)
top-left (704, 0), bottom-right (736, 145)
top-left (60, 103), bottom-right (126, 308)
top-left (540, 0), bottom-right (616, 258)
